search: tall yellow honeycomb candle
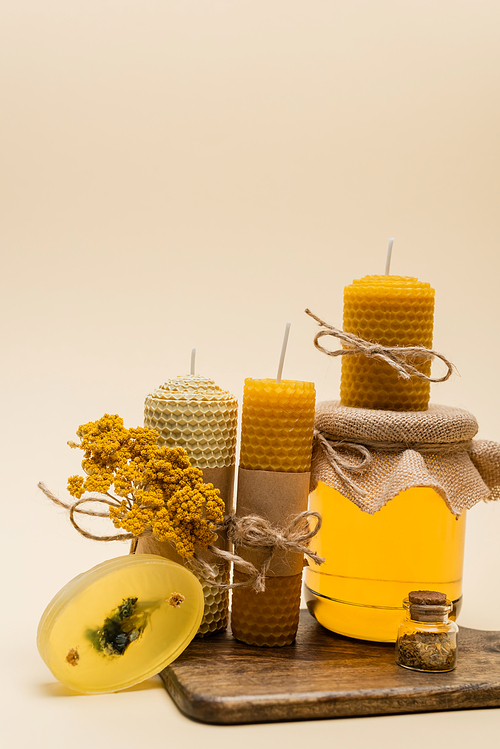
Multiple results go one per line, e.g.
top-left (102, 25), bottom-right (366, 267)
top-left (231, 378), bottom-right (316, 647)
top-left (340, 275), bottom-right (435, 411)
top-left (138, 375), bottom-right (238, 636)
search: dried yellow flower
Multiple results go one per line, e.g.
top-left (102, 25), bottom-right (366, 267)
top-left (68, 414), bottom-right (224, 558)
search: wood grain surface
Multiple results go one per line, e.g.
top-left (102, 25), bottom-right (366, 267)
top-left (160, 610), bottom-right (500, 724)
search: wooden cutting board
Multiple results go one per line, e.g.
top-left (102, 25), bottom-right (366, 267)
top-left (160, 610), bottom-right (500, 724)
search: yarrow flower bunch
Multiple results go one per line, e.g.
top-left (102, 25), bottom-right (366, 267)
top-left (67, 414), bottom-right (224, 558)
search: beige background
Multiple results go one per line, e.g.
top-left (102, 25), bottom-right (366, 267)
top-left (2, 1), bottom-right (500, 746)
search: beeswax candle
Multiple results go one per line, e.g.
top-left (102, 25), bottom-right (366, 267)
top-left (340, 275), bottom-right (435, 411)
top-left (231, 378), bottom-right (315, 646)
top-left (239, 379), bottom-right (316, 472)
top-left (139, 375), bottom-right (238, 635)
top-left (144, 375), bottom-right (238, 468)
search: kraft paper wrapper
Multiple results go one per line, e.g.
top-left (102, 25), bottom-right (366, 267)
top-left (134, 464), bottom-right (235, 560)
top-left (202, 465), bottom-right (235, 515)
top-left (235, 467), bottom-right (311, 577)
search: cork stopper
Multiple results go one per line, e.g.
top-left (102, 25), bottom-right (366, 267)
top-left (409, 590), bottom-right (447, 606)
top-left (406, 590), bottom-right (451, 622)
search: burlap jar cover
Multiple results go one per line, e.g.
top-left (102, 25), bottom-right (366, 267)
top-left (312, 401), bottom-right (500, 512)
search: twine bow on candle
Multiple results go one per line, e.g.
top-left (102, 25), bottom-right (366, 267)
top-left (305, 309), bottom-right (455, 383)
top-left (38, 482), bottom-right (324, 593)
top-left (200, 511), bottom-right (325, 593)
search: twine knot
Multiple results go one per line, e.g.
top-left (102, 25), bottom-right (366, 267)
top-left (212, 511), bottom-right (325, 592)
top-left (38, 481), bottom-right (324, 593)
top-left (313, 430), bottom-right (373, 498)
top-left (305, 308), bottom-right (455, 383)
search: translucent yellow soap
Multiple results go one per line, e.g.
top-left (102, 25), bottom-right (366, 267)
top-left (37, 555), bottom-right (204, 693)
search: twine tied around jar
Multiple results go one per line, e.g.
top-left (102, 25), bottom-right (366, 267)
top-left (311, 402), bottom-right (500, 515)
top-left (313, 430), bottom-right (373, 498)
top-left (305, 309), bottom-right (455, 383)
top-left (38, 481), bottom-right (324, 592)
top-left (313, 430), bottom-right (474, 500)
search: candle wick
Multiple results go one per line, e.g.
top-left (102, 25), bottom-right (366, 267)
top-left (190, 348), bottom-right (196, 375)
top-left (385, 238), bottom-right (395, 275)
top-left (276, 323), bottom-right (291, 383)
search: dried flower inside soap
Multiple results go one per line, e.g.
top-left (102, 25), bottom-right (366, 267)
top-left (86, 597), bottom-right (157, 657)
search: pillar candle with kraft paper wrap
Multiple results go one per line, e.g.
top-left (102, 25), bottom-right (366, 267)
top-left (139, 374), bottom-right (238, 636)
top-left (231, 377), bottom-right (316, 646)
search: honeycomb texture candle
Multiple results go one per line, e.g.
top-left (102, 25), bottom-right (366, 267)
top-left (231, 571), bottom-right (303, 646)
top-left (231, 378), bottom-right (315, 647)
top-left (144, 375), bottom-right (238, 468)
top-left (141, 375), bottom-right (238, 635)
top-left (340, 276), bottom-right (435, 411)
top-left (239, 379), bottom-right (316, 472)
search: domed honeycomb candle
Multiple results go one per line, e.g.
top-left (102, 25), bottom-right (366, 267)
top-left (231, 378), bottom-right (316, 647)
top-left (144, 375), bottom-right (238, 469)
top-left (140, 375), bottom-right (238, 635)
top-left (340, 275), bottom-right (435, 411)
top-left (37, 555), bottom-right (204, 694)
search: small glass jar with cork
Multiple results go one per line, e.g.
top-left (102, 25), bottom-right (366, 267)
top-left (396, 590), bottom-right (458, 672)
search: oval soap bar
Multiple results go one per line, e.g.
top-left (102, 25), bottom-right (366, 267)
top-left (37, 554), bottom-right (204, 693)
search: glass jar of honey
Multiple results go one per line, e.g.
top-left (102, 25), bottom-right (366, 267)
top-left (305, 401), bottom-right (485, 642)
top-left (305, 483), bottom-right (465, 642)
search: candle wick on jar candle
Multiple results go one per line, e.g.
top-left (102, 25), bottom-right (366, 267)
top-left (385, 238), bottom-right (395, 275)
top-left (190, 348), bottom-right (196, 375)
top-left (276, 322), bottom-right (291, 383)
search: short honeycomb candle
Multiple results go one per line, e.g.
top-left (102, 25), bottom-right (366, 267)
top-left (340, 275), bottom-right (435, 411)
top-left (140, 375), bottom-right (238, 635)
top-left (231, 378), bottom-right (316, 647)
